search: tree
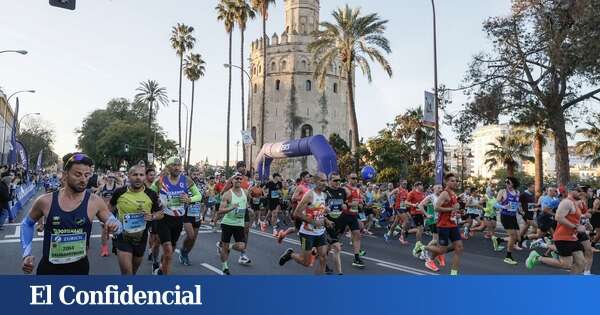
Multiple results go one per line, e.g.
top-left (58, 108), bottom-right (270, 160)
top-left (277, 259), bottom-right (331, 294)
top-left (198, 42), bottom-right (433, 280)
top-left (170, 23), bottom-right (196, 148)
top-left (134, 80), bottom-right (168, 150)
top-left (234, 0), bottom-right (256, 163)
top-left (250, 0), bottom-right (276, 150)
top-left (309, 5), bottom-right (393, 159)
top-left (183, 53), bottom-right (206, 169)
top-left (462, 0), bottom-right (600, 185)
top-left (576, 113), bottom-right (600, 167)
top-left (217, 0), bottom-right (237, 172)
top-left (485, 134), bottom-right (533, 177)
top-left (19, 117), bottom-right (59, 169)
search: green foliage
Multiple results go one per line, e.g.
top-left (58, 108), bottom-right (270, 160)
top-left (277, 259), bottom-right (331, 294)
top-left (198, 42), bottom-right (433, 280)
top-left (492, 169), bottom-right (533, 190)
top-left (484, 134), bottom-right (533, 177)
top-left (576, 113), bottom-right (600, 167)
top-left (19, 117), bottom-right (59, 169)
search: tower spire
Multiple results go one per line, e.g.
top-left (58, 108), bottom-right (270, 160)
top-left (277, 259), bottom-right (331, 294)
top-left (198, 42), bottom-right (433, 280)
top-left (284, 0), bottom-right (319, 35)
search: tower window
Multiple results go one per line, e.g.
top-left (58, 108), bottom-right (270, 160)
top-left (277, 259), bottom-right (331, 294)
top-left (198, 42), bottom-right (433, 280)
top-left (305, 80), bottom-right (312, 91)
top-left (276, 80), bottom-right (281, 90)
top-left (301, 60), bottom-right (307, 70)
top-left (253, 84), bottom-right (257, 94)
top-left (281, 60), bottom-right (287, 71)
top-left (333, 83), bottom-right (338, 93)
top-left (251, 127), bottom-right (257, 142)
top-left (271, 62), bottom-right (277, 72)
top-left (301, 124), bottom-right (313, 138)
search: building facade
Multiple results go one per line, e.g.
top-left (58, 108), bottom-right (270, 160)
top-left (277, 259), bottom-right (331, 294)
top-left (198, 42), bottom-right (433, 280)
top-left (0, 89), bottom-right (16, 164)
top-left (470, 124), bottom-right (511, 178)
top-left (444, 144), bottom-right (474, 184)
top-left (247, 0), bottom-right (350, 177)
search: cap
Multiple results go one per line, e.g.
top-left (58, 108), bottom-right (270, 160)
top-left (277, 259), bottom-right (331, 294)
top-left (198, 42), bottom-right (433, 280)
top-left (166, 156), bottom-right (182, 166)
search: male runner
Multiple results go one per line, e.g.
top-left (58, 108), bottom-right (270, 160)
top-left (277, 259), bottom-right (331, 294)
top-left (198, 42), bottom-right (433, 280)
top-left (98, 174), bottom-right (119, 257)
top-left (387, 180), bottom-right (410, 244)
top-left (279, 172), bottom-right (331, 275)
top-left (217, 173), bottom-right (250, 275)
top-left (151, 157), bottom-right (202, 275)
top-left (111, 165), bottom-right (163, 275)
top-left (177, 167), bottom-right (206, 266)
top-left (21, 153), bottom-right (123, 275)
top-left (494, 177), bottom-right (522, 265)
top-left (325, 173), bottom-right (346, 275)
top-left (526, 184), bottom-right (587, 274)
top-left (527, 187), bottom-right (560, 249)
top-left (407, 182), bottom-right (426, 257)
top-left (265, 173), bottom-right (283, 236)
top-left (417, 185), bottom-right (443, 265)
top-left (423, 173), bottom-right (464, 275)
top-left (277, 171), bottom-right (312, 243)
top-left (591, 189), bottom-right (600, 248)
top-left (224, 161), bottom-right (252, 264)
top-left (145, 167), bottom-right (161, 269)
top-left (337, 173), bottom-right (365, 268)
top-left (518, 183), bottom-right (538, 248)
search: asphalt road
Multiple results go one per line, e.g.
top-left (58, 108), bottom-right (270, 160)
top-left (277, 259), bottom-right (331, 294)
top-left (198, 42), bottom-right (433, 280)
top-left (1, 191), bottom-right (598, 275)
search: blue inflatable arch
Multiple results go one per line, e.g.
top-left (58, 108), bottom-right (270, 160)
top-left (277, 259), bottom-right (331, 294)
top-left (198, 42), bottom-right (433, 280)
top-left (255, 135), bottom-right (338, 181)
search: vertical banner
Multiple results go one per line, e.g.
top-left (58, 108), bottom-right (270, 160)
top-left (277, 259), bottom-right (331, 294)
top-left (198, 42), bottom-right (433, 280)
top-left (36, 149), bottom-right (43, 171)
top-left (435, 134), bottom-right (444, 185)
top-left (8, 97), bottom-right (19, 166)
top-left (423, 91), bottom-right (435, 127)
top-left (241, 130), bottom-right (254, 145)
top-left (16, 141), bottom-right (29, 173)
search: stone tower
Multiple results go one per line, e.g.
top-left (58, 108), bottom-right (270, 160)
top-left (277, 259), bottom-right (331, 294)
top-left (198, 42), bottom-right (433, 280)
top-left (247, 0), bottom-right (350, 178)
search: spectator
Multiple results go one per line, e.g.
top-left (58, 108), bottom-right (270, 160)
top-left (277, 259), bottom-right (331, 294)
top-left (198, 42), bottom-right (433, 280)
top-left (0, 172), bottom-right (12, 230)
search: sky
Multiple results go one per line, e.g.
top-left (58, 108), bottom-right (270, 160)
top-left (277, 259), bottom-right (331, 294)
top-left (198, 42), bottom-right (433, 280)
top-left (0, 0), bottom-right (513, 165)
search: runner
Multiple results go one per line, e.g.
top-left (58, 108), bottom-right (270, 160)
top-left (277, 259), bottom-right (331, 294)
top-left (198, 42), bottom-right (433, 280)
top-left (111, 165), bottom-right (163, 275)
top-left (494, 177), bottom-right (522, 265)
top-left (265, 173), bottom-right (283, 236)
top-left (145, 167), bottom-right (161, 270)
top-left (150, 157), bottom-right (202, 275)
top-left (518, 183), bottom-right (538, 248)
top-left (422, 173), bottom-right (464, 275)
top-left (202, 176), bottom-right (217, 224)
top-left (98, 174), bottom-right (119, 257)
top-left (21, 153), bottom-right (123, 275)
top-left (249, 178), bottom-right (265, 231)
top-left (462, 188), bottom-right (483, 240)
top-left (279, 172), bottom-right (331, 275)
top-left (578, 186), bottom-right (594, 275)
top-left (416, 184), bottom-right (442, 266)
top-left (325, 173), bottom-right (347, 275)
top-left (407, 182), bottom-right (426, 257)
top-left (177, 167), bottom-right (206, 266)
top-left (527, 187), bottom-right (560, 250)
top-left (591, 189), bottom-right (600, 248)
top-left (224, 161), bottom-right (253, 265)
top-left (387, 180), bottom-right (409, 244)
top-left (217, 172), bottom-right (250, 275)
top-left (337, 173), bottom-right (365, 268)
top-left (526, 184), bottom-right (587, 274)
top-left (277, 171), bottom-right (312, 243)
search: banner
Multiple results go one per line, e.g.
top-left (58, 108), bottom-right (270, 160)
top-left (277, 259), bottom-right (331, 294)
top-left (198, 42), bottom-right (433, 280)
top-left (241, 130), bottom-right (254, 145)
top-left (16, 140), bottom-right (29, 173)
top-left (423, 91), bottom-right (435, 127)
top-left (36, 149), bottom-right (43, 171)
top-left (8, 97), bottom-right (19, 166)
top-left (435, 134), bottom-right (444, 185)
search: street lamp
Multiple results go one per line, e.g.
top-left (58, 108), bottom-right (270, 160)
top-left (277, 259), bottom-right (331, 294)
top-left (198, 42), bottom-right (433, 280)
top-left (0, 50), bottom-right (28, 55)
top-left (171, 99), bottom-right (189, 161)
top-left (7, 90), bottom-right (36, 102)
top-left (224, 63), bottom-right (252, 166)
top-left (430, 0), bottom-right (441, 184)
top-left (18, 113), bottom-right (41, 131)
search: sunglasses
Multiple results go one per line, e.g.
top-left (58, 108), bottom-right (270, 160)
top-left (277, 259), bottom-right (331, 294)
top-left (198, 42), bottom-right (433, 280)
top-left (350, 177), bottom-right (358, 180)
top-left (234, 177), bottom-right (243, 181)
top-left (332, 179), bottom-right (341, 182)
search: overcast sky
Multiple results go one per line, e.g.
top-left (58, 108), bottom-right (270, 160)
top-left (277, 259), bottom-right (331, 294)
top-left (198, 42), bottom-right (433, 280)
top-left (0, 0), bottom-right (513, 164)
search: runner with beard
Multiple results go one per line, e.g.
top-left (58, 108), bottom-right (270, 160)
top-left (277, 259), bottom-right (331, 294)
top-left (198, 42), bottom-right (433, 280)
top-left (277, 171), bottom-right (312, 243)
top-left (177, 168), bottom-right (206, 266)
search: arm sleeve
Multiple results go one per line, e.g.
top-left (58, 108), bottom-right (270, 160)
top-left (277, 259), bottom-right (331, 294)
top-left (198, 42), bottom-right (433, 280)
top-left (20, 216), bottom-right (36, 258)
top-left (189, 184), bottom-right (202, 203)
top-left (145, 189), bottom-right (161, 213)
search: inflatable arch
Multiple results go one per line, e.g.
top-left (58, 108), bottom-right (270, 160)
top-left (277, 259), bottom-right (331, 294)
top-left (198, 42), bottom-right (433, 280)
top-left (255, 135), bottom-right (338, 181)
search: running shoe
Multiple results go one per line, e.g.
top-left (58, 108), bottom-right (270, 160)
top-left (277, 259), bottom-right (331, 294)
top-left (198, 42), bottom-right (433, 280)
top-left (383, 232), bottom-right (391, 242)
top-left (412, 241), bottom-right (423, 258)
top-left (279, 248), bottom-right (294, 266)
top-left (152, 262), bottom-right (160, 272)
top-left (352, 257), bottom-right (365, 268)
top-left (425, 259), bottom-right (439, 272)
top-left (325, 264), bottom-right (333, 275)
top-left (152, 265), bottom-right (163, 275)
top-left (503, 257), bottom-right (518, 265)
top-left (436, 255), bottom-right (446, 267)
top-left (419, 251), bottom-right (428, 261)
top-left (222, 268), bottom-right (231, 275)
top-left (100, 244), bottom-right (109, 257)
top-left (238, 254), bottom-right (252, 265)
top-left (526, 251), bottom-right (541, 269)
top-left (272, 228), bottom-right (279, 237)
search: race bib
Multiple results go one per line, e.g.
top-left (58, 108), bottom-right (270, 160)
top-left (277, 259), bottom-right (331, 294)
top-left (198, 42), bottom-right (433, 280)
top-left (123, 213), bottom-right (146, 234)
top-left (358, 212), bottom-right (367, 222)
top-left (234, 207), bottom-right (247, 219)
top-left (49, 233), bottom-right (87, 265)
top-left (400, 201), bottom-right (407, 210)
top-left (270, 190), bottom-right (281, 199)
top-left (161, 194), bottom-right (185, 216)
top-left (351, 203), bottom-right (359, 213)
top-left (187, 203), bottom-right (201, 217)
top-left (528, 203), bottom-right (536, 211)
top-left (252, 197), bottom-right (261, 205)
top-left (508, 202), bottom-right (519, 212)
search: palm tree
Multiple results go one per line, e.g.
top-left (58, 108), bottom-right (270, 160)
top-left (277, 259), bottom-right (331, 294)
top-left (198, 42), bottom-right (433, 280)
top-left (309, 5), bottom-right (393, 159)
top-left (184, 53), bottom-right (206, 169)
top-left (576, 114), bottom-right (600, 167)
top-left (485, 134), bottom-right (533, 177)
top-left (512, 125), bottom-right (553, 198)
top-left (134, 80), bottom-right (168, 154)
top-left (216, 0), bottom-right (237, 173)
top-left (234, 0), bottom-right (255, 164)
top-left (170, 23), bottom-right (196, 148)
top-left (251, 0), bottom-right (276, 149)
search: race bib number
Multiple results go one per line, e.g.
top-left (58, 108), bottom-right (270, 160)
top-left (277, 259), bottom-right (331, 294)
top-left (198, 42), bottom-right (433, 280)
top-left (49, 233), bottom-right (87, 265)
top-left (252, 197), bottom-right (261, 205)
top-left (161, 194), bottom-right (185, 215)
top-left (508, 202), bottom-right (519, 212)
top-left (528, 203), bottom-right (536, 211)
top-left (234, 208), bottom-right (247, 219)
top-left (351, 203), bottom-right (359, 213)
top-left (270, 190), bottom-right (281, 199)
top-left (123, 213), bottom-right (146, 234)
top-left (400, 201), bottom-right (407, 210)
top-left (358, 212), bottom-right (367, 222)
top-left (187, 203), bottom-right (201, 217)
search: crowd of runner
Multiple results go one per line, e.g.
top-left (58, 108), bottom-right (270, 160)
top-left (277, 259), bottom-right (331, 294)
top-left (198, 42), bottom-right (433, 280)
top-left (18, 152), bottom-right (600, 275)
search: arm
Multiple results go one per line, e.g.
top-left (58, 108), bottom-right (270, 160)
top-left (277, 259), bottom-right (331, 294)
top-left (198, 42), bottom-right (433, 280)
top-left (187, 180), bottom-right (202, 203)
top-left (494, 190), bottom-right (507, 210)
top-left (94, 195), bottom-right (123, 235)
top-left (218, 191), bottom-right (236, 215)
top-left (21, 196), bottom-right (49, 274)
top-left (293, 193), bottom-right (313, 223)
top-left (434, 191), bottom-right (456, 213)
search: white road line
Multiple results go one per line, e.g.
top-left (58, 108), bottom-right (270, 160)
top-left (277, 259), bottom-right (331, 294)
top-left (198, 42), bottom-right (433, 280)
top-left (201, 263), bottom-right (224, 275)
top-left (376, 263), bottom-right (432, 275)
top-left (249, 229), bottom-right (434, 275)
top-left (0, 234), bottom-right (101, 244)
top-left (5, 225), bottom-right (20, 238)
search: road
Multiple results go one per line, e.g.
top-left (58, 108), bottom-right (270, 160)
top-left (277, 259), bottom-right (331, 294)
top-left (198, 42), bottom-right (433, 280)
top-left (1, 192), bottom-right (598, 275)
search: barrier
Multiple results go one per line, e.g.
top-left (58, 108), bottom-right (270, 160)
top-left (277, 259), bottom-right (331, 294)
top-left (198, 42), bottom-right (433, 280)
top-left (9, 183), bottom-right (36, 218)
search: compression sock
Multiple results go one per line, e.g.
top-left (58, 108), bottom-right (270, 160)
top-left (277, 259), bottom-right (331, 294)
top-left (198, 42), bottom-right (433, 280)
top-left (450, 269), bottom-right (458, 276)
top-left (354, 254), bottom-right (360, 260)
top-left (222, 261), bottom-right (229, 270)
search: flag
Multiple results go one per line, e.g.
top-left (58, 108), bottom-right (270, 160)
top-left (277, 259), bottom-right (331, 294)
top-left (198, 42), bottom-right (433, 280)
top-left (7, 97), bottom-right (19, 166)
top-left (435, 134), bottom-right (444, 185)
top-left (15, 140), bottom-right (29, 173)
top-left (36, 149), bottom-right (43, 171)
top-left (423, 91), bottom-right (436, 128)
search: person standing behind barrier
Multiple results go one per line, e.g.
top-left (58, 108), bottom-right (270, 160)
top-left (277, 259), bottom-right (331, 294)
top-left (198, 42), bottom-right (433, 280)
top-left (0, 172), bottom-right (13, 230)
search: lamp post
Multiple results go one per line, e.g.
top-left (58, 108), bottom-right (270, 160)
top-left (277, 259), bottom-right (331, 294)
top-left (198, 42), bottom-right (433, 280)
top-left (0, 50), bottom-right (27, 55)
top-left (171, 100), bottom-right (189, 163)
top-left (17, 113), bottom-right (41, 132)
top-left (431, 0), bottom-right (441, 184)
top-left (2, 90), bottom-right (36, 164)
top-left (224, 63), bottom-right (252, 166)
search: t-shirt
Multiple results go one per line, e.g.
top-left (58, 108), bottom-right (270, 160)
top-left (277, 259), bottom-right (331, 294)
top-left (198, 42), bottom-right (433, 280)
top-left (520, 191), bottom-right (536, 212)
top-left (110, 187), bottom-right (160, 238)
top-left (540, 195), bottom-right (560, 214)
top-left (265, 181), bottom-right (283, 201)
top-left (407, 191), bottom-right (425, 215)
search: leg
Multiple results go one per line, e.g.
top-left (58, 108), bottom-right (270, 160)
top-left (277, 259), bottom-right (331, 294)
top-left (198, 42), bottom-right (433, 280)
top-left (581, 240), bottom-right (593, 274)
top-left (571, 251), bottom-right (586, 275)
top-left (160, 242), bottom-right (174, 274)
top-left (316, 245), bottom-right (328, 275)
top-left (331, 243), bottom-right (342, 274)
top-left (132, 256), bottom-right (144, 275)
top-left (450, 240), bottom-right (464, 272)
top-left (182, 223), bottom-right (197, 253)
top-left (117, 250), bottom-right (134, 275)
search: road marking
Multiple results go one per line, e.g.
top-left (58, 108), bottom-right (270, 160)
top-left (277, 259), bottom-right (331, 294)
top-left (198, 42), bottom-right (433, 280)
top-left (201, 263), bottom-right (224, 275)
top-left (5, 226), bottom-right (20, 238)
top-left (376, 263), bottom-right (435, 275)
top-left (249, 229), bottom-right (435, 275)
top-left (0, 234), bottom-right (101, 244)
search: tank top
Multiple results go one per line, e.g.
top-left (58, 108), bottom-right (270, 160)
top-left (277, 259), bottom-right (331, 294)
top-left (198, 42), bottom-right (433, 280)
top-left (326, 187), bottom-right (346, 219)
top-left (437, 189), bottom-right (459, 228)
top-left (43, 191), bottom-right (92, 265)
top-left (394, 188), bottom-right (409, 211)
top-left (221, 189), bottom-right (247, 227)
top-left (292, 182), bottom-right (310, 209)
top-left (424, 194), bottom-right (439, 226)
top-left (501, 189), bottom-right (520, 216)
top-left (299, 191), bottom-right (327, 236)
top-left (101, 183), bottom-right (116, 199)
top-left (158, 175), bottom-right (189, 217)
top-left (553, 199), bottom-right (581, 242)
top-left (344, 185), bottom-right (362, 216)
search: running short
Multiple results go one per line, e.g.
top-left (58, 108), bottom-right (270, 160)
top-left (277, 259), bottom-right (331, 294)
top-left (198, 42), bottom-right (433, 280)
top-left (220, 224), bottom-right (246, 243)
top-left (363, 207), bottom-right (374, 217)
top-left (437, 227), bottom-right (461, 246)
top-left (183, 215), bottom-right (202, 228)
top-left (427, 223), bottom-right (438, 234)
top-left (577, 232), bottom-right (590, 242)
top-left (115, 231), bottom-right (149, 258)
top-left (523, 210), bottom-right (535, 221)
top-left (554, 240), bottom-right (584, 257)
top-left (244, 208), bottom-right (252, 223)
top-left (591, 213), bottom-right (600, 229)
top-left (267, 199), bottom-right (281, 211)
top-left (537, 214), bottom-right (556, 233)
top-left (466, 213), bottom-right (479, 220)
top-left (157, 215), bottom-right (184, 247)
top-left (250, 198), bottom-right (262, 211)
top-left (37, 256), bottom-right (90, 275)
top-left (335, 213), bottom-right (360, 232)
top-left (326, 224), bottom-right (339, 245)
top-left (299, 233), bottom-right (327, 251)
top-left (412, 214), bottom-right (424, 227)
top-left (500, 214), bottom-right (519, 230)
